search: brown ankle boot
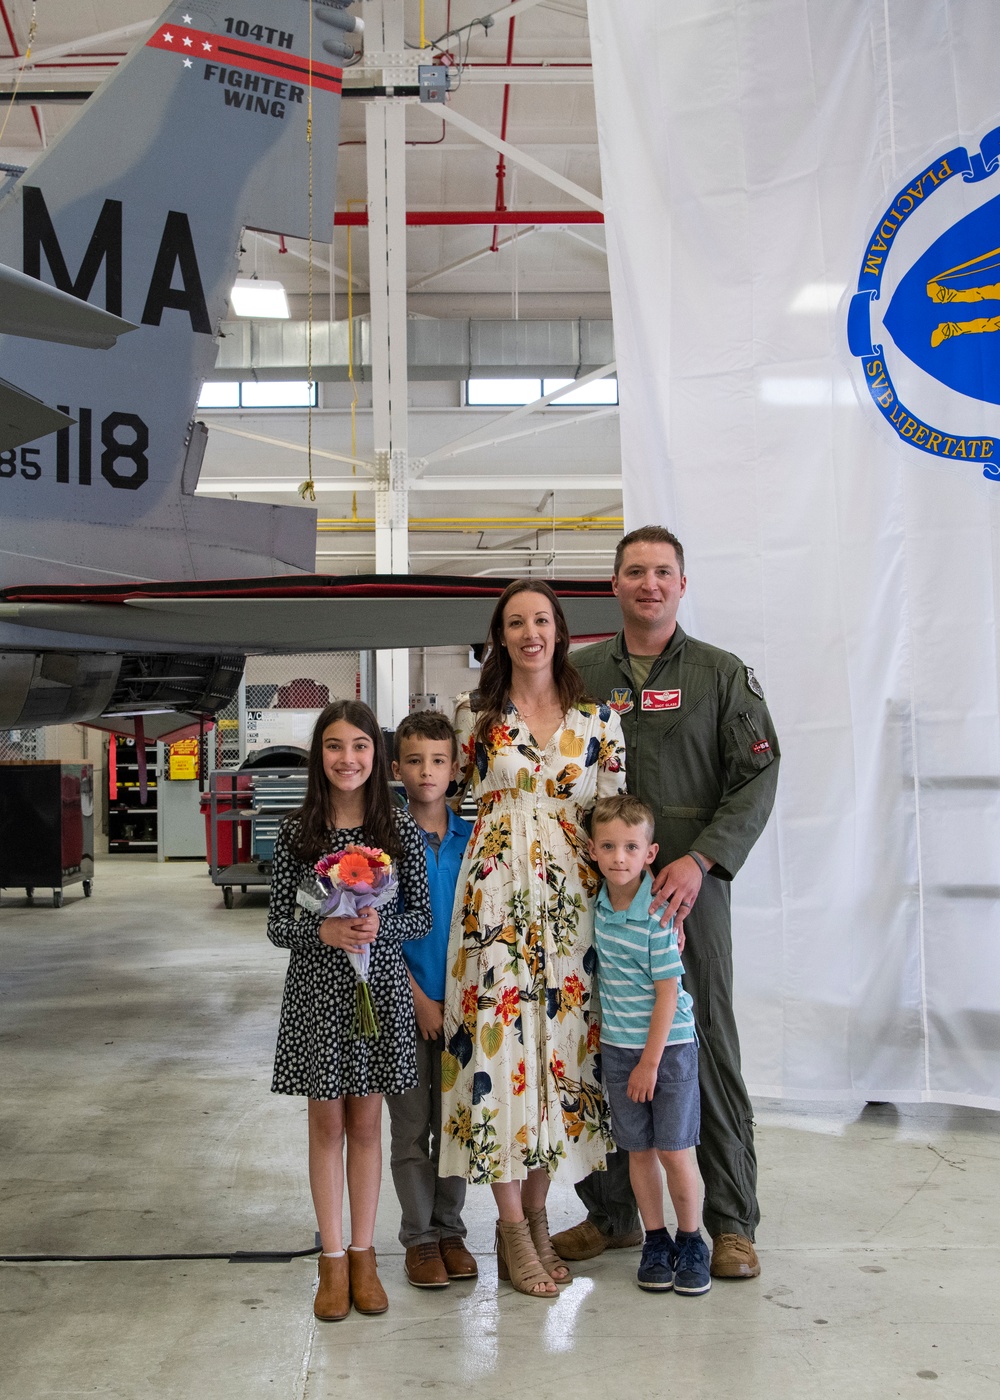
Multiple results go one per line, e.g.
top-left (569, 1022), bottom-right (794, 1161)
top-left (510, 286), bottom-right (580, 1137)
top-left (348, 1246), bottom-right (388, 1315)
top-left (314, 1253), bottom-right (350, 1321)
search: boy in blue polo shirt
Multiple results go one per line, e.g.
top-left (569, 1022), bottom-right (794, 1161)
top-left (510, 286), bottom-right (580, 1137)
top-left (590, 793), bottom-right (711, 1296)
top-left (388, 711), bottom-right (475, 1290)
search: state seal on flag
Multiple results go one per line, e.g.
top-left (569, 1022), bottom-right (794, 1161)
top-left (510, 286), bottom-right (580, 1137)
top-left (847, 125), bottom-right (1000, 482)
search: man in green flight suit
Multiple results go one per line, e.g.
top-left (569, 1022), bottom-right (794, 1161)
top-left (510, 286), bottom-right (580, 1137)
top-left (552, 525), bottom-right (780, 1280)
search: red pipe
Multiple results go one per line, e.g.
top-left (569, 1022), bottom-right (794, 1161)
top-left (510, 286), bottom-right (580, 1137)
top-left (0, 1), bottom-right (18, 57)
top-left (461, 62), bottom-right (592, 68)
top-left (333, 210), bottom-right (603, 225)
top-left (491, 3), bottom-right (518, 253)
top-left (0, 0), bottom-right (42, 145)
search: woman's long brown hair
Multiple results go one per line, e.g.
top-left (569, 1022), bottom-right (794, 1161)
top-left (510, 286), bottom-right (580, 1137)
top-left (289, 700), bottom-right (403, 864)
top-left (473, 579), bottom-right (587, 745)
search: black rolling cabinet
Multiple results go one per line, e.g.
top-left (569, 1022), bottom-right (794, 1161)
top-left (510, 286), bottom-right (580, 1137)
top-left (0, 762), bottom-right (95, 906)
top-left (108, 736), bottom-right (158, 852)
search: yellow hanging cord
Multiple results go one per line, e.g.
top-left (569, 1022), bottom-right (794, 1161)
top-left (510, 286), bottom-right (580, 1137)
top-left (420, 0), bottom-right (426, 49)
top-left (0, 3), bottom-right (38, 148)
top-left (346, 198), bottom-right (364, 523)
top-left (298, 4), bottom-right (317, 502)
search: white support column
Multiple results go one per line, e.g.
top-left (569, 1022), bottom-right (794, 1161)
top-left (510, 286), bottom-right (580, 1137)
top-left (365, 17), bottom-right (410, 729)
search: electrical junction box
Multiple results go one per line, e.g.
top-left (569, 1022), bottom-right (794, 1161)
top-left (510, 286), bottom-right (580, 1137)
top-left (418, 65), bottom-right (448, 103)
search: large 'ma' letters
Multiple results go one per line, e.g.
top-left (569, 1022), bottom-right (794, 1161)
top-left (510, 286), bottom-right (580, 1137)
top-left (23, 186), bottom-right (123, 316)
top-left (22, 189), bottom-right (211, 334)
top-left (140, 210), bottom-right (211, 334)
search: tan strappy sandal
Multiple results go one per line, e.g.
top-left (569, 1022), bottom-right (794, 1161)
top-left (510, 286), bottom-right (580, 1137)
top-left (524, 1205), bottom-right (572, 1284)
top-left (495, 1218), bottom-right (558, 1297)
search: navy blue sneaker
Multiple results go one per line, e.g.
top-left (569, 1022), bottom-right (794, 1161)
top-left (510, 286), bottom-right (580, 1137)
top-left (672, 1232), bottom-right (712, 1295)
top-left (636, 1233), bottom-right (674, 1292)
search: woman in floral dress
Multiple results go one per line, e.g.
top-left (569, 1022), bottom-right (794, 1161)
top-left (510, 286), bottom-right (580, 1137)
top-left (439, 580), bottom-right (627, 1297)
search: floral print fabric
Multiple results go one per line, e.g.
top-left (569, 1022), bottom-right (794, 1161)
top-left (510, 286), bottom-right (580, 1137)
top-left (439, 698), bottom-right (627, 1183)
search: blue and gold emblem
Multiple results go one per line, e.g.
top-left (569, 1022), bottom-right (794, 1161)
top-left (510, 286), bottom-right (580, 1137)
top-left (608, 687), bottom-right (634, 714)
top-left (848, 127), bottom-right (1000, 480)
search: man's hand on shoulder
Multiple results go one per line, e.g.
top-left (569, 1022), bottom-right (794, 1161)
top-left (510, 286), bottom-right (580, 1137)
top-left (649, 852), bottom-right (714, 929)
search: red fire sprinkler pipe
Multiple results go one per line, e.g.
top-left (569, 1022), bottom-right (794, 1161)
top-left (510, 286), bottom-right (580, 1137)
top-left (332, 210), bottom-right (603, 225)
top-left (491, 2), bottom-right (518, 253)
top-left (0, 0), bottom-right (42, 145)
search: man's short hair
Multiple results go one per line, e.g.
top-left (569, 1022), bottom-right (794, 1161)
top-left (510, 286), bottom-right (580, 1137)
top-left (394, 710), bottom-right (458, 761)
top-left (614, 525), bottom-right (685, 578)
top-left (591, 793), bottom-right (656, 840)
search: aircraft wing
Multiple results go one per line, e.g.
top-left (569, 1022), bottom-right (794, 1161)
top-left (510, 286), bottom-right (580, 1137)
top-left (0, 263), bottom-right (138, 349)
top-left (0, 378), bottom-right (75, 452)
top-left (0, 265), bottom-right (139, 449)
top-left (0, 575), bottom-right (621, 653)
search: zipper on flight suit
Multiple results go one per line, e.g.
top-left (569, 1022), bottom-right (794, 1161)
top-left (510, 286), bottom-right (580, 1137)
top-left (630, 648), bottom-right (672, 792)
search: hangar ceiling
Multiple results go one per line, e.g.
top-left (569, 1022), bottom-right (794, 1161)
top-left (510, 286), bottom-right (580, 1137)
top-left (0, 0), bottom-right (623, 581)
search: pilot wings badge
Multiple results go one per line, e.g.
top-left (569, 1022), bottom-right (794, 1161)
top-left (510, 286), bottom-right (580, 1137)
top-left (847, 126), bottom-right (1000, 482)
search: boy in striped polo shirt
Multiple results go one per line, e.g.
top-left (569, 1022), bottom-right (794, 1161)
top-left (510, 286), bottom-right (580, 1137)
top-left (590, 794), bottom-right (711, 1295)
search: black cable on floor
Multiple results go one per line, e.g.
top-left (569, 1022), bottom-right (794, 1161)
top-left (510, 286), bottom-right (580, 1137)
top-left (0, 1244), bottom-right (321, 1265)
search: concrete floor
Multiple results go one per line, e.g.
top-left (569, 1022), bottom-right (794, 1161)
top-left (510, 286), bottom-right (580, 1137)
top-left (1, 859), bottom-right (997, 1400)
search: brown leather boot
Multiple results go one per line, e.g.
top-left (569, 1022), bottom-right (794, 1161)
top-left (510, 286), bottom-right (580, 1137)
top-left (314, 1253), bottom-right (350, 1321)
top-left (550, 1218), bottom-right (644, 1261)
top-left (348, 1246), bottom-right (389, 1315)
top-left (710, 1233), bottom-right (761, 1279)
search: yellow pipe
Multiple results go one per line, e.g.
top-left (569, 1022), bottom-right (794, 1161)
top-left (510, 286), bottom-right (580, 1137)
top-left (346, 197), bottom-right (365, 524)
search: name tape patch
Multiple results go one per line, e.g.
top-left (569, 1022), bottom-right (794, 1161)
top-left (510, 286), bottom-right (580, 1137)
top-left (641, 688), bottom-right (681, 711)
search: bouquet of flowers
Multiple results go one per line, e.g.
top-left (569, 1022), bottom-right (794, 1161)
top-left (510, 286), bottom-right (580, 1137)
top-left (314, 845), bottom-right (398, 1039)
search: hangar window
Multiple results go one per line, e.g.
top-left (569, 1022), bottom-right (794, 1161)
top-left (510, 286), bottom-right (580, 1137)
top-left (542, 377), bottom-right (619, 406)
top-left (466, 378), bottom-right (543, 406)
top-left (465, 377), bottom-right (618, 407)
top-left (197, 381), bottom-right (319, 409)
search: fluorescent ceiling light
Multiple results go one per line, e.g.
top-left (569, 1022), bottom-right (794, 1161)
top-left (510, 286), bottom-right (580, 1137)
top-left (230, 278), bottom-right (290, 319)
top-left (789, 282), bottom-right (847, 314)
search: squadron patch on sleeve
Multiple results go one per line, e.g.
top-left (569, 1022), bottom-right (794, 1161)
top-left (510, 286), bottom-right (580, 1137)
top-left (746, 667), bottom-right (765, 700)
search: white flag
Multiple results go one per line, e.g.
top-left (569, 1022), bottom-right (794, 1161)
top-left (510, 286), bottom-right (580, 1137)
top-left (589, 0), bottom-right (1000, 1107)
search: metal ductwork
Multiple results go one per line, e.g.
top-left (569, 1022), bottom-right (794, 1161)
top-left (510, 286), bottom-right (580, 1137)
top-left (211, 317), bottom-right (615, 382)
top-left (0, 651), bottom-right (244, 729)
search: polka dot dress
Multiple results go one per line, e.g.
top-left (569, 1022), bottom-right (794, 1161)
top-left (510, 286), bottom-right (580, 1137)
top-left (268, 811), bottom-right (431, 1099)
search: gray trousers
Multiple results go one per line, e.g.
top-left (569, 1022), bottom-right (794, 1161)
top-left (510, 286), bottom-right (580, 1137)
top-left (577, 877), bottom-right (760, 1241)
top-left (386, 1032), bottom-right (468, 1248)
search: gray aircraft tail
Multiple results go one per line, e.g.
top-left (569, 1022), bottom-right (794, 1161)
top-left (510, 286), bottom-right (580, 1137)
top-left (0, 0), bottom-right (344, 587)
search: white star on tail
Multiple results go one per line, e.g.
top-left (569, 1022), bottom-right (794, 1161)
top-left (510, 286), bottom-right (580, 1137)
top-left (182, 36), bottom-right (193, 47)
top-left (183, 57), bottom-right (193, 68)
top-left (202, 40), bottom-right (212, 51)
top-left (182, 12), bottom-right (193, 21)
top-left (162, 30), bottom-right (174, 42)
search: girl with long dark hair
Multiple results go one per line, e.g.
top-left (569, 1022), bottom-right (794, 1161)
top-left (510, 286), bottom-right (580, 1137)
top-left (267, 700), bottom-right (431, 1322)
top-left (438, 581), bottom-right (628, 1297)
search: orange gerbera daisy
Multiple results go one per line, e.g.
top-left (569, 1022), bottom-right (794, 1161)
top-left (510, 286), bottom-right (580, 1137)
top-left (336, 851), bottom-right (374, 886)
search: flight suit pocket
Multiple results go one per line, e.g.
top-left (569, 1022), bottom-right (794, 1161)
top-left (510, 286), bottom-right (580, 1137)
top-left (728, 712), bottom-right (775, 773)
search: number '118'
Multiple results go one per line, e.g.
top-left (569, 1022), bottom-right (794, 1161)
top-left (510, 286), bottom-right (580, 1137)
top-left (55, 408), bottom-right (150, 491)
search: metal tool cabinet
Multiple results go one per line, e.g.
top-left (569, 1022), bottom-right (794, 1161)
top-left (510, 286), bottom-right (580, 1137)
top-left (207, 767), bottom-right (307, 908)
top-left (0, 762), bottom-right (95, 907)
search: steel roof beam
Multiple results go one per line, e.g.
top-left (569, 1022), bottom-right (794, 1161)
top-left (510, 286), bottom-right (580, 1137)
top-left (425, 105), bottom-right (603, 213)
